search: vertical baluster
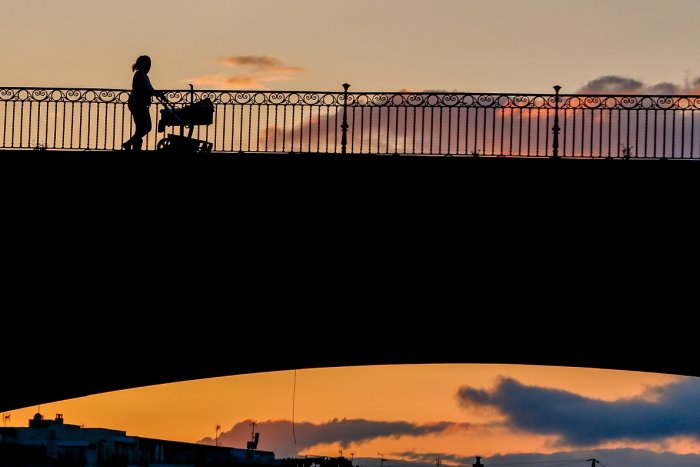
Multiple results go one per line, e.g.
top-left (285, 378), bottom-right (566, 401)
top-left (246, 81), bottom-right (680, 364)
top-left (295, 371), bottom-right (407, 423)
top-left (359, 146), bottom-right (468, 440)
top-left (526, 108), bottom-right (532, 157)
top-left (680, 109), bottom-right (685, 159)
top-left (395, 105), bottom-right (402, 155)
top-left (360, 106), bottom-right (366, 154)
top-left (47, 100), bottom-right (53, 150)
top-left (340, 84), bottom-right (350, 154)
top-left (368, 104), bottom-right (375, 154)
top-left (616, 106), bottom-right (622, 158)
top-left (579, 108), bottom-right (585, 158)
top-left (19, 101), bottom-right (25, 148)
top-left (587, 108), bottom-right (593, 158)
top-left (562, 109), bottom-right (568, 158)
top-left (36, 98), bottom-right (42, 149)
top-left (289, 104), bottom-right (295, 154)
top-left (691, 110), bottom-right (695, 159)
top-left (477, 108), bottom-right (488, 154)
top-left (500, 104), bottom-right (505, 156)
top-left (2, 100), bottom-right (7, 148)
top-left (535, 108), bottom-right (541, 157)
top-left (517, 106), bottom-right (523, 157)
top-left (262, 104), bottom-right (268, 153)
top-left (86, 101), bottom-right (92, 150)
top-left (662, 109), bottom-right (667, 159)
top-left (551, 85), bottom-right (561, 158)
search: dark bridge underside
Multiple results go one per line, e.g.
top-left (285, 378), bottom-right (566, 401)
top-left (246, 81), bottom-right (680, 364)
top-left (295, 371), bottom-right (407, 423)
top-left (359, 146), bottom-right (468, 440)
top-left (2, 307), bottom-right (695, 413)
top-left (3, 157), bottom-right (695, 414)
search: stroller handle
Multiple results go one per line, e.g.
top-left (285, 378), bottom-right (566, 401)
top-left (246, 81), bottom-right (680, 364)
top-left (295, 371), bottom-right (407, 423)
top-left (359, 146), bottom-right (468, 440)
top-left (155, 92), bottom-right (171, 107)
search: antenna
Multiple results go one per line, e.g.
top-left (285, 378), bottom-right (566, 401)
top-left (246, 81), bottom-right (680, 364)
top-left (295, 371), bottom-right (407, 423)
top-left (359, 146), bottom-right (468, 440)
top-left (215, 424), bottom-right (221, 447)
top-left (247, 420), bottom-right (259, 450)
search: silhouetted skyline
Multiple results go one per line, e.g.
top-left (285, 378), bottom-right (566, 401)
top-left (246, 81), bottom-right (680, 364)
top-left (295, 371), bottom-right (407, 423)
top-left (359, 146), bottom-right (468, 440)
top-left (4, 365), bottom-right (691, 467)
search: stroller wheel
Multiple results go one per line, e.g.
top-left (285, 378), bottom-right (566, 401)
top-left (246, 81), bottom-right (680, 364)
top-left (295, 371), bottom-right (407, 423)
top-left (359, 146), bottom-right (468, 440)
top-left (156, 138), bottom-right (171, 152)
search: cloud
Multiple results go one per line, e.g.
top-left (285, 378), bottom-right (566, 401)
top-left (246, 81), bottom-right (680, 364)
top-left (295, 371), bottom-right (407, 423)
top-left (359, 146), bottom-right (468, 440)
top-left (457, 377), bottom-right (700, 446)
top-left (270, 66), bottom-right (306, 74)
top-left (190, 74), bottom-right (261, 88)
top-left (219, 56), bottom-right (285, 70)
top-left (578, 75), bottom-right (700, 95)
top-left (393, 451), bottom-right (469, 464)
top-left (394, 449), bottom-right (700, 467)
top-left (199, 419), bottom-right (465, 457)
top-left (646, 82), bottom-right (679, 95)
top-left (578, 76), bottom-right (644, 94)
top-left (189, 55), bottom-right (307, 89)
top-left (261, 95), bottom-right (553, 155)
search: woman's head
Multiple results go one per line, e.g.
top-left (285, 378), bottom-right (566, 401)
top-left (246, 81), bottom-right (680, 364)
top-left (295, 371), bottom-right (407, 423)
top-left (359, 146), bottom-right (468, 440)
top-left (132, 55), bottom-right (152, 73)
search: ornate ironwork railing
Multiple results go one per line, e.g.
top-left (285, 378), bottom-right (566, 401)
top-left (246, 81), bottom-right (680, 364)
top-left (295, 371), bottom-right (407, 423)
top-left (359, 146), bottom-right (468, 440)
top-left (2, 85), bottom-right (700, 158)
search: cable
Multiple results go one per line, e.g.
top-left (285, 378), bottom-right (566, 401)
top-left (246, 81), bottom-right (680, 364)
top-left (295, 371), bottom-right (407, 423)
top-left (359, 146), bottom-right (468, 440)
top-left (488, 460), bottom-right (587, 466)
top-left (546, 461), bottom-right (588, 467)
top-left (292, 369), bottom-right (297, 444)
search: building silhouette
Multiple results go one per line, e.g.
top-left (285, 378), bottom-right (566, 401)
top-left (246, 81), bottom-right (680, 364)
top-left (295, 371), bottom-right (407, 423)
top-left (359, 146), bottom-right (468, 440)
top-left (0, 413), bottom-right (277, 467)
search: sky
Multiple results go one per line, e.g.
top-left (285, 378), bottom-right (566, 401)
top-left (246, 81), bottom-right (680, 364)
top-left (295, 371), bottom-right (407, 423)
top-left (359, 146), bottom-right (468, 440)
top-left (4, 0), bottom-right (700, 94)
top-left (5, 364), bottom-right (700, 467)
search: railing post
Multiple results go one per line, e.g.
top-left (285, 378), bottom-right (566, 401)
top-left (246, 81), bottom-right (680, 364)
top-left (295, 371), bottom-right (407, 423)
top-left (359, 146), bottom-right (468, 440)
top-left (341, 83), bottom-right (350, 154)
top-left (552, 85), bottom-right (562, 159)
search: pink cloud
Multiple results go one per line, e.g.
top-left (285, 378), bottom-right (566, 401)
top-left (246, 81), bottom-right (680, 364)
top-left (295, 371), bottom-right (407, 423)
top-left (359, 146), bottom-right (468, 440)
top-left (188, 55), bottom-right (307, 90)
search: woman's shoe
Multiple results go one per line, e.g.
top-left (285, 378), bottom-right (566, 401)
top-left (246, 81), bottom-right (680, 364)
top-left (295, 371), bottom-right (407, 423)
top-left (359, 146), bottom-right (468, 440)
top-left (121, 141), bottom-right (132, 151)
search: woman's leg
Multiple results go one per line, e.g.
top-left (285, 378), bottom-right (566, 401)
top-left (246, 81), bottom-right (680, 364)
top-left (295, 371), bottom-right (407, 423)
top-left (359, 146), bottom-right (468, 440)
top-left (124, 105), bottom-right (152, 150)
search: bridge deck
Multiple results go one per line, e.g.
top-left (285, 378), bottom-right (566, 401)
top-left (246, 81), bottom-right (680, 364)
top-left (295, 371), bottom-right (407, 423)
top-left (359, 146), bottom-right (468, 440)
top-left (0, 147), bottom-right (694, 413)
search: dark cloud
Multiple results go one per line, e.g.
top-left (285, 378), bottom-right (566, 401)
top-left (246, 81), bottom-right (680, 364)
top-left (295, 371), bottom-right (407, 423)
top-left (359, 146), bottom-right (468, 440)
top-left (646, 82), bottom-right (678, 95)
top-left (219, 56), bottom-right (284, 71)
top-left (218, 56), bottom-right (307, 74)
top-left (458, 377), bottom-right (700, 446)
top-left (392, 451), bottom-right (468, 464)
top-left (578, 75), bottom-right (700, 95)
top-left (393, 449), bottom-right (700, 467)
top-left (578, 76), bottom-right (644, 94)
top-left (199, 419), bottom-right (463, 457)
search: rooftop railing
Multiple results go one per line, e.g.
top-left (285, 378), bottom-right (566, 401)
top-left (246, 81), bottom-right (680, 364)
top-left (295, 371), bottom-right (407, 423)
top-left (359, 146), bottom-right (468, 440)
top-left (2, 85), bottom-right (700, 158)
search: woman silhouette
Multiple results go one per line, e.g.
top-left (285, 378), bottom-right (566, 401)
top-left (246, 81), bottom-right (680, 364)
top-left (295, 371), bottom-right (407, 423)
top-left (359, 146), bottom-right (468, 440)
top-left (123, 55), bottom-right (163, 151)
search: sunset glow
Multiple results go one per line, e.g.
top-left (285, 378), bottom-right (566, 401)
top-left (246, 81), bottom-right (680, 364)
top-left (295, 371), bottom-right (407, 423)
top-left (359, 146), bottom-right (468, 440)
top-left (3, 364), bottom-right (690, 467)
top-left (5, 0), bottom-right (700, 95)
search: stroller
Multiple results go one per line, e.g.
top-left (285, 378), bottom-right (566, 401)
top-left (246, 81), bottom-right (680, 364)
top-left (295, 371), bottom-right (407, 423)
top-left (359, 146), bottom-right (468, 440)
top-left (156, 90), bottom-right (215, 154)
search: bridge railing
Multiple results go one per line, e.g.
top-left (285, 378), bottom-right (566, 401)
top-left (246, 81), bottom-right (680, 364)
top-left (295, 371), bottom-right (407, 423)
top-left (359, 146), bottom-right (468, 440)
top-left (2, 86), bottom-right (700, 158)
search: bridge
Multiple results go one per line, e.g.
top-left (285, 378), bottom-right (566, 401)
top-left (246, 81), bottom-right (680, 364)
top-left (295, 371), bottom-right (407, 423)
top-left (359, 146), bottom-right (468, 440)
top-left (0, 302), bottom-right (695, 413)
top-left (3, 85), bottom-right (700, 158)
top-left (0, 84), bottom-right (695, 415)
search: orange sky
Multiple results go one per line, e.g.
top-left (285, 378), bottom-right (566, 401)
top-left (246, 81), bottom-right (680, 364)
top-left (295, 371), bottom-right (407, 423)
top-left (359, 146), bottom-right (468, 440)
top-left (3, 365), bottom-right (686, 460)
